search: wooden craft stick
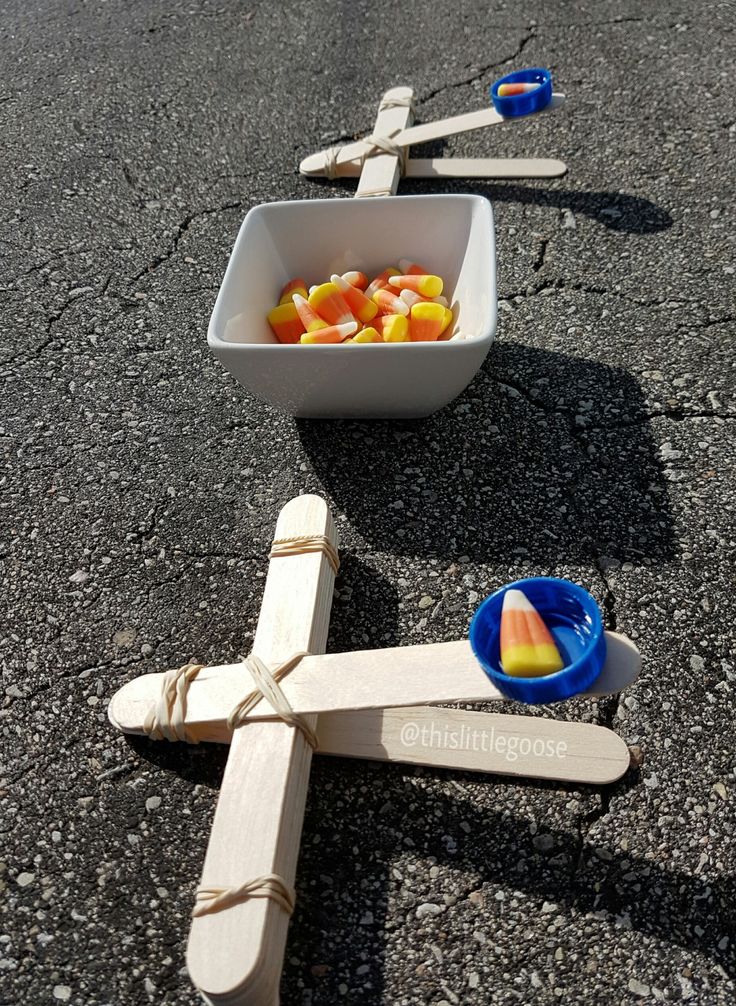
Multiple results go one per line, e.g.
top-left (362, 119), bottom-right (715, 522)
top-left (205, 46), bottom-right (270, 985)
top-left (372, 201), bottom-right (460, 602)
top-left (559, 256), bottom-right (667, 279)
top-left (185, 495), bottom-right (338, 1005)
top-left (299, 94), bottom-right (566, 176)
top-left (109, 632), bottom-right (640, 744)
top-left (354, 85), bottom-right (414, 198)
top-left (316, 156), bottom-right (567, 179)
top-left (317, 708), bottom-right (631, 784)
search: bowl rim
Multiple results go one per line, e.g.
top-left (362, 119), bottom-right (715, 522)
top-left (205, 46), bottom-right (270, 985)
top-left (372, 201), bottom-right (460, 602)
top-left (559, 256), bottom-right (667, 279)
top-left (208, 193), bottom-right (496, 353)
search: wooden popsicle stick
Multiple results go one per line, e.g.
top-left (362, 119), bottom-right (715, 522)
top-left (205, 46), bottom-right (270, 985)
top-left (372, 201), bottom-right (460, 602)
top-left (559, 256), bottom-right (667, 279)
top-left (315, 156), bottom-right (568, 179)
top-left (317, 708), bottom-right (631, 784)
top-left (109, 632), bottom-right (640, 744)
top-left (185, 495), bottom-right (338, 1005)
top-left (354, 85), bottom-right (414, 198)
top-left (299, 94), bottom-right (566, 176)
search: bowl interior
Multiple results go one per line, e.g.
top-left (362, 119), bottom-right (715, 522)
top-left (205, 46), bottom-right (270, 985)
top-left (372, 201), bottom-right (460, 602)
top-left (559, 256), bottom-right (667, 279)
top-left (211, 195), bottom-right (495, 346)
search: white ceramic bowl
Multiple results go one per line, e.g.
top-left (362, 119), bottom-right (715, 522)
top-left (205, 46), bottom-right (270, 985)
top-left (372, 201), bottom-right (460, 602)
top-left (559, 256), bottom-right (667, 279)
top-left (208, 194), bottom-right (497, 419)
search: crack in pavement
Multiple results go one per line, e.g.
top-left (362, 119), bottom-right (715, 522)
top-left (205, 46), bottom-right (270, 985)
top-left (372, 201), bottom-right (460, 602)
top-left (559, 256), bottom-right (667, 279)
top-left (127, 200), bottom-right (243, 286)
top-left (417, 29), bottom-right (536, 106)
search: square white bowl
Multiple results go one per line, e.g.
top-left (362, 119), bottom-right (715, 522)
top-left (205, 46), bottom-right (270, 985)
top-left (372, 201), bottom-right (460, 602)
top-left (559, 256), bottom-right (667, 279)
top-left (208, 194), bottom-right (497, 419)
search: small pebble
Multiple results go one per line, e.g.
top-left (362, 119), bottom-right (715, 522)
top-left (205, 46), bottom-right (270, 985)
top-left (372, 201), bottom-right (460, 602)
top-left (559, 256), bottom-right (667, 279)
top-left (416, 902), bottom-right (444, 919)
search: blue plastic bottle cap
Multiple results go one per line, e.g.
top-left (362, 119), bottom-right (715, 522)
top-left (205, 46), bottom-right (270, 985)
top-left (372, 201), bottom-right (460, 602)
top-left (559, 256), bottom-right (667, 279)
top-left (490, 68), bottom-right (553, 118)
top-left (469, 577), bottom-right (606, 704)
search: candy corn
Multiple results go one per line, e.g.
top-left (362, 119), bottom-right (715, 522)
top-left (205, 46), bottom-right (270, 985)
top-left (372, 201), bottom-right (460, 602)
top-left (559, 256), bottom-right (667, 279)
top-left (497, 82), bottom-right (539, 97)
top-left (308, 282), bottom-right (356, 327)
top-left (409, 301), bottom-right (446, 342)
top-left (267, 302), bottom-right (305, 344)
top-left (398, 259), bottom-right (430, 275)
top-left (389, 274), bottom-right (444, 298)
top-left (342, 270), bottom-right (369, 291)
top-left (350, 326), bottom-right (382, 343)
top-left (374, 314), bottom-right (409, 342)
top-left (373, 288), bottom-right (409, 316)
top-left (331, 273), bottom-right (378, 324)
top-left (279, 277), bottom-right (309, 304)
top-left (300, 322), bottom-right (357, 344)
top-left (265, 258), bottom-right (460, 345)
top-left (399, 289), bottom-right (449, 310)
top-left (293, 293), bottom-right (328, 333)
top-left (365, 267), bottom-right (401, 300)
top-left (499, 589), bottom-right (564, 678)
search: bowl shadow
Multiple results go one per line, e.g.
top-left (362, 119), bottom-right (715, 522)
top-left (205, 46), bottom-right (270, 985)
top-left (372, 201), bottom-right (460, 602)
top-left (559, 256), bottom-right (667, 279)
top-left (297, 342), bottom-right (677, 567)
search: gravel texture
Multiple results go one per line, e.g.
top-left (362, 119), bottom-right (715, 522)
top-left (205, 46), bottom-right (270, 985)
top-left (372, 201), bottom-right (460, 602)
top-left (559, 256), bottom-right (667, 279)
top-left (1, 1), bottom-right (735, 1004)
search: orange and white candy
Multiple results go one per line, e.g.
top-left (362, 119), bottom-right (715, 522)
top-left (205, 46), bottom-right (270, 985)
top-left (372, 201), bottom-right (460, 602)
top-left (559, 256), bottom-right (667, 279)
top-left (389, 274), bottom-right (444, 298)
top-left (278, 277), bottom-right (309, 304)
top-left (267, 302), bottom-right (305, 344)
top-left (372, 288), bottom-right (409, 316)
top-left (300, 321), bottom-right (357, 344)
top-left (364, 267), bottom-right (401, 300)
top-left (342, 270), bottom-right (369, 291)
top-left (331, 274), bottom-right (378, 324)
top-left (308, 282), bottom-right (356, 327)
top-left (409, 302), bottom-right (447, 342)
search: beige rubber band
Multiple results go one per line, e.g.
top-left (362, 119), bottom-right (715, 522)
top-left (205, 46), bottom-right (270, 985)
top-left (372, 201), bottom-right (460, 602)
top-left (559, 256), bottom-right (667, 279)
top-left (142, 661), bottom-right (205, 743)
top-left (193, 872), bottom-right (296, 918)
top-left (321, 126), bottom-right (409, 183)
top-left (270, 533), bottom-right (340, 574)
top-left (227, 652), bottom-right (318, 749)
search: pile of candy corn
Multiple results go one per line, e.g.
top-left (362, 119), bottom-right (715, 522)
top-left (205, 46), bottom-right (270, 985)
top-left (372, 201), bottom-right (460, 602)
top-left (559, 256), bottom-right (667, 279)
top-left (267, 260), bottom-right (455, 345)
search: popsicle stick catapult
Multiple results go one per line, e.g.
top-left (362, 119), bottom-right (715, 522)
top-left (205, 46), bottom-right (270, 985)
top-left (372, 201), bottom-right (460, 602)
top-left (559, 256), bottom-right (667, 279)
top-left (109, 496), bottom-right (640, 1005)
top-left (299, 84), bottom-right (567, 192)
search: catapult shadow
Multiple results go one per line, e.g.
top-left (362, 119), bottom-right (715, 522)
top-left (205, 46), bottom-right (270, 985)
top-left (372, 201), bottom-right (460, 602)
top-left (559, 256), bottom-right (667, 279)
top-left (298, 343), bottom-right (678, 567)
top-left (306, 168), bottom-right (672, 234)
top-left (284, 760), bottom-right (734, 1004)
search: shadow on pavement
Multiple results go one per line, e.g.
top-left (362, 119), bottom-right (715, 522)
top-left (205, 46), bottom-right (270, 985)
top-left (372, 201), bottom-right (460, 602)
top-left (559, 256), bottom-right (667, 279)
top-left (305, 174), bottom-right (672, 234)
top-left (285, 759), bottom-right (734, 1003)
top-left (298, 344), bottom-right (678, 567)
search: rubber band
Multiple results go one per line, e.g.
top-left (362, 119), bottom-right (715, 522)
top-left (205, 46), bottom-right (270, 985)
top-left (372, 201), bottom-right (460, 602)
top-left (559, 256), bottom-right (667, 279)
top-left (270, 534), bottom-right (340, 574)
top-left (227, 652), bottom-right (318, 749)
top-left (142, 662), bottom-right (205, 743)
top-left (193, 873), bottom-right (295, 918)
top-left (142, 534), bottom-right (337, 746)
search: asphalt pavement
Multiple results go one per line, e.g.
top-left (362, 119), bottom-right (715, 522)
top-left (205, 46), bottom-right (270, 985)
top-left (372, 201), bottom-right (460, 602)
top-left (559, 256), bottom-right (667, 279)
top-left (1, 1), bottom-right (735, 1003)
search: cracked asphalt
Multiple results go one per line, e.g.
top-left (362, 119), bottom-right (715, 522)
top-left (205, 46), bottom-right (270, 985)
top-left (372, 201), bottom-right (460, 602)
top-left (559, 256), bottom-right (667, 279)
top-left (2, 1), bottom-right (735, 1003)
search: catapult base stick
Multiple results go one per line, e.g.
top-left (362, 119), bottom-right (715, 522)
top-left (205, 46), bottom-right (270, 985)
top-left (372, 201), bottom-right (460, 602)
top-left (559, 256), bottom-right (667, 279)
top-left (321, 156), bottom-right (568, 180)
top-left (109, 631), bottom-right (640, 744)
top-left (299, 94), bottom-right (566, 177)
top-left (317, 707), bottom-right (631, 785)
top-left (185, 495), bottom-right (338, 1006)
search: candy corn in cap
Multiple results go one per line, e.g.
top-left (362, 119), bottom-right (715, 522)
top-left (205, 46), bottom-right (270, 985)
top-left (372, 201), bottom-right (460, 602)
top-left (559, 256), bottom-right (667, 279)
top-left (499, 589), bottom-right (564, 677)
top-left (490, 68), bottom-right (552, 117)
top-left (469, 577), bottom-right (607, 704)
